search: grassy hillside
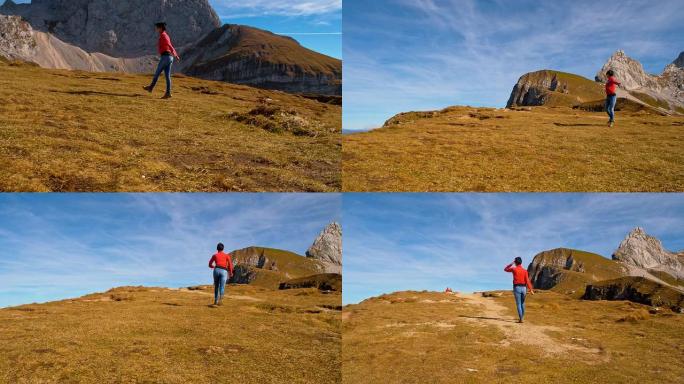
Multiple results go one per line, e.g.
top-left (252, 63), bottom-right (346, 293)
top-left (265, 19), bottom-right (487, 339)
top-left (584, 276), bottom-right (684, 311)
top-left (0, 285), bottom-right (341, 384)
top-left (343, 106), bottom-right (684, 192)
top-left (529, 248), bottom-right (626, 296)
top-left (343, 290), bottom-right (684, 384)
top-left (514, 70), bottom-right (606, 107)
top-left (230, 247), bottom-right (326, 289)
top-left (0, 60), bottom-right (341, 192)
top-left (280, 273), bottom-right (342, 292)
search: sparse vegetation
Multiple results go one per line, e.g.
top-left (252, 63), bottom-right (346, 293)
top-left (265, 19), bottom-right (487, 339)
top-left (0, 285), bottom-right (341, 383)
top-left (0, 61), bottom-right (341, 192)
top-left (343, 290), bottom-right (684, 383)
top-left (343, 106), bottom-right (684, 192)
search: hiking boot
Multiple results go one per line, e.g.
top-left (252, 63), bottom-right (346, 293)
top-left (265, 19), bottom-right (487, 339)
top-left (517, 319), bottom-right (523, 323)
top-left (161, 93), bottom-right (172, 99)
top-left (608, 120), bottom-right (614, 128)
top-left (143, 85), bottom-right (153, 93)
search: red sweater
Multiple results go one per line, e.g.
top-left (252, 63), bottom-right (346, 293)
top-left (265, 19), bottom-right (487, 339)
top-left (504, 263), bottom-right (533, 290)
top-left (158, 31), bottom-right (178, 57)
top-left (605, 76), bottom-right (620, 96)
top-left (209, 251), bottom-right (234, 274)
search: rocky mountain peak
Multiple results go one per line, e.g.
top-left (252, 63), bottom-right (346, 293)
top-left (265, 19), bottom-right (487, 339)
top-left (673, 51), bottom-right (684, 68)
top-left (306, 222), bottom-right (342, 269)
top-left (612, 227), bottom-right (684, 279)
top-left (595, 50), bottom-right (657, 90)
top-left (1, 0), bottom-right (17, 9)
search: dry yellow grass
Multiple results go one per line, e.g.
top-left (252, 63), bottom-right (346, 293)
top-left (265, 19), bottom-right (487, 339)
top-left (0, 285), bottom-right (341, 384)
top-left (343, 290), bottom-right (684, 384)
top-left (0, 60), bottom-right (341, 191)
top-left (343, 106), bottom-right (684, 192)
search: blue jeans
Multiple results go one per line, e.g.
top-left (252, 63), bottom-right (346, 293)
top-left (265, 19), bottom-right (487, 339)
top-left (605, 94), bottom-right (617, 122)
top-left (513, 285), bottom-right (527, 321)
top-left (150, 55), bottom-right (174, 95)
top-left (213, 268), bottom-right (228, 304)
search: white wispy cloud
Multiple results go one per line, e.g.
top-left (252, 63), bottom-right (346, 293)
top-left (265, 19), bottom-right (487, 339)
top-left (0, 194), bottom-right (340, 307)
top-left (343, 0), bottom-right (684, 131)
top-left (214, 0), bottom-right (341, 16)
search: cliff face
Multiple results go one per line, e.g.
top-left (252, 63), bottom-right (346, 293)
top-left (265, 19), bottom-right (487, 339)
top-left (506, 70), bottom-right (604, 108)
top-left (1, 0), bottom-right (220, 57)
top-left (595, 50), bottom-right (684, 114)
top-left (180, 25), bottom-right (342, 95)
top-left (306, 222), bottom-right (342, 273)
top-left (0, 14), bottom-right (156, 72)
top-left (612, 227), bottom-right (684, 280)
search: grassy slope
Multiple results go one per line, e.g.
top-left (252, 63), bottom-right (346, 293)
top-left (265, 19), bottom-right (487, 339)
top-left (232, 247), bottom-right (327, 289)
top-left (0, 61), bottom-right (341, 192)
top-left (532, 248), bottom-right (625, 296)
top-left (208, 25), bottom-right (341, 76)
top-left (343, 106), bottom-right (684, 192)
top-left (0, 285), bottom-right (341, 384)
top-left (343, 290), bottom-right (684, 384)
top-left (522, 70), bottom-right (606, 107)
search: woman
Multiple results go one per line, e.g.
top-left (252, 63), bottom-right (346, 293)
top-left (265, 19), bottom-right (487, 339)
top-left (143, 22), bottom-right (180, 99)
top-left (208, 243), bottom-right (234, 306)
top-left (605, 70), bottom-right (622, 127)
top-left (504, 257), bottom-right (534, 323)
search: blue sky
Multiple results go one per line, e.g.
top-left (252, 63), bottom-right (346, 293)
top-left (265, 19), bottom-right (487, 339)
top-left (343, 193), bottom-right (684, 305)
top-left (343, 0), bottom-right (684, 131)
top-left (11, 0), bottom-right (341, 58)
top-left (0, 194), bottom-right (340, 308)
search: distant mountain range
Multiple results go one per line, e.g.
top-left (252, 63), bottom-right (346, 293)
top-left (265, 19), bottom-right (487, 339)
top-left (0, 0), bottom-right (341, 95)
top-left (507, 50), bottom-right (684, 115)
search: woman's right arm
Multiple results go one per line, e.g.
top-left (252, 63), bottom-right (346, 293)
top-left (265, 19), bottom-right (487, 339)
top-left (208, 255), bottom-right (215, 268)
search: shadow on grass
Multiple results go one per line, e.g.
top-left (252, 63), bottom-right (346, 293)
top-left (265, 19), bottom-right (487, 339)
top-left (50, 90), bottom-right (143, 98)
top-left (458, 315), bottom-right (518, 323)
top-left (553, 122), bottom-right (597, 127)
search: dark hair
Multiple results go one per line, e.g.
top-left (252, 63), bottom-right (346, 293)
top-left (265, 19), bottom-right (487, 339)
top-left (155, 22), bottom-right (167, 31)
top-left (606, 70), bottom-right (614, 77)
top-left (217, 243), bottom-right (224, 251)
top-left (514, 257), bottom-right (523, 265)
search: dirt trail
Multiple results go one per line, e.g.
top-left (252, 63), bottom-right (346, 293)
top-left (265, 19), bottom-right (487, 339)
top-left (457, 293), bottom-right (601, 356)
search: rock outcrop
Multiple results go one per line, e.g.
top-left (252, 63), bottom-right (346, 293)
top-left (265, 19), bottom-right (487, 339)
top-left (180, 24), bottom-right (342, 95)
top-left (279, 273), bottom-right (342, 292)
top-left (595, 50), bottom-right (684, 114)
top-left (612, 227), bottom-right (684, 280)
top-left (1, 0), bottom-right (220, 57)
top-left (506, 70), bottom-right (604, 108)
top-left (0, 14), bottom-right (156, 72)
top-left (583, 276), bottom-right (684, 313)
top-left (306, 222), bottom-right (342, 273)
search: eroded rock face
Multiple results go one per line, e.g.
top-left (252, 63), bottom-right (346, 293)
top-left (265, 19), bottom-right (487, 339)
top-left (506, 70), bottom-right (570, 108)
top-left (2, 0), bottom-right (220, 57)
top-left (0, 14), bottom-right (155, 72)
top-left (527, 248), bottom-right (588, 289)
top-left (595, 50), bottom-right (684, 113)
top-left (180, 24), bottom-right (342, 95)
top-left (612, 227), bottom-right (684, 280)
top-left (0, 15), bottom-right (35, 60)
top-left (306, 222), bottom-right (342, 273)
top-left (583, 276), bottom-right (683, 312)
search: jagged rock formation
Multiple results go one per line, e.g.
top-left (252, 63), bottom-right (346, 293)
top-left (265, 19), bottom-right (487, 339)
top-left (612, 227), bottom-right (684, 280)
top-left (583, 276), bottom-right (684, 313)
top-left (180, 24), bottom-right (342, 95)
top-left (674, 52), bottom-right (684, 68)
top-left (306, 222), bottom-right (342, 273)
top-left (595, 50), bottom-right (684, 114)
top-left (0, 15), bottom-right (156, 72)
top-left (506, 70), bottom-right (605, 108)
top-left (1, 0), bottom-right (220, 57)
